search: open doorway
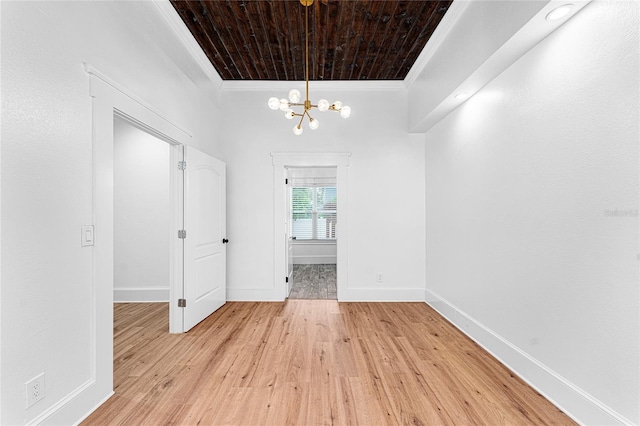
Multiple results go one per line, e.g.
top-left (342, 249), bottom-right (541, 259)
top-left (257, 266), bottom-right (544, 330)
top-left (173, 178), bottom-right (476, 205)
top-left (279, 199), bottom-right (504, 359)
top-left (111, 113), bottom-right (226, 336)
top-left (111, 114), bottom-right (177, 394)
top-left (88, 66), bottom-right (195, 403)
top-left (286, 167), bottom-right (337, 300)
top-left (272, 152), bottom-right (350, 301)
top-left (113, 115), bottom-right (172, 330)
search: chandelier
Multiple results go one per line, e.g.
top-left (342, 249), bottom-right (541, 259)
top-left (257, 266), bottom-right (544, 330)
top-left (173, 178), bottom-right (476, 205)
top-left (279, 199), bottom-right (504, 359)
top-left (267, 0), bottom-right (351, 135)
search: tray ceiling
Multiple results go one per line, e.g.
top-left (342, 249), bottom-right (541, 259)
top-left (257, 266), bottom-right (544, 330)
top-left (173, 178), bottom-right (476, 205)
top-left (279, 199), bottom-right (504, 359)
top-left (170, 0), bottom-right (453, 81)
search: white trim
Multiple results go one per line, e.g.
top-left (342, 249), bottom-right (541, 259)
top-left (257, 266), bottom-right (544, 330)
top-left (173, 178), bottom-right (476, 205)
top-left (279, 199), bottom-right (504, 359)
top-left (169, 145), bottom-right (184, 334)
top-left (113, 287), bottom-right (170, 303)
top-left (110, 110), bottom-right (184, 333)
top-left (227, 288), bottom-right (284, 302)
top-left (74, 391), bottom-right (115, 426)
top-left (272, 152), bottom-right (351, 167)
top-left (26, 379), bottom-right (100, 426)
top-left (222, 80), bottom-right (405, 92)
top-left (151, 1), bottom-right (223, 92)
top-left (340, 288), bottom-right (425, 302)
top-left (80, 64), bottom-right (192, 423)
top-left (272, 153), bottom-right (350, 301)
top-left (85, 64), bottom-right (192, 138)
top-left (113, 110), bottom-right (182, 146)
top-left (291, 240), bottom-right (337, 245)
top-left (425, 289), bottom-right (632, 426)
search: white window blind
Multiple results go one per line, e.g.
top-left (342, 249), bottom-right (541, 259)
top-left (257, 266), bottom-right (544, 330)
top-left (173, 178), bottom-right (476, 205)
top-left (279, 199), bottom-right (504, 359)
top-left (292, 187), bottom-right (337, 240)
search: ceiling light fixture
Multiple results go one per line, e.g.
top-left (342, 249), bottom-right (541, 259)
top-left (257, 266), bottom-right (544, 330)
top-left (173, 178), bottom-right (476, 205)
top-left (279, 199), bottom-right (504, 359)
top-left (546, 4), bottom-right (573, 21)
top-left (455, 93), bottom-right (469, 100)
top-left (268, 0), bottom-right (350, 135)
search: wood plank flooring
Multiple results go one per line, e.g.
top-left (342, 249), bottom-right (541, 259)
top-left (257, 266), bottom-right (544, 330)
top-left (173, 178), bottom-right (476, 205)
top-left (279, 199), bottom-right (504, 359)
top-left (289, 264), bottom-right (337, 299)
top-left (82, 301), bottom-right (574, 425)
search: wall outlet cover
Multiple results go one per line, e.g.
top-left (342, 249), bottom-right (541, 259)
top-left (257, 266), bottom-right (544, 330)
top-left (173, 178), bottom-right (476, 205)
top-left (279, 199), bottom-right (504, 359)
top-left (25, 373), bottom-right (45, 408)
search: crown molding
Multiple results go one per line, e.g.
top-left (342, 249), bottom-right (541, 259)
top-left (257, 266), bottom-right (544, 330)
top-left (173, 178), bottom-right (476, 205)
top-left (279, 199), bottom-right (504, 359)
top-left (221, 79), bottom-right (406, 92)
top-left (271, 152), bottom-right (351, 166)
top-left (152, 0), bottom-right (223, 91)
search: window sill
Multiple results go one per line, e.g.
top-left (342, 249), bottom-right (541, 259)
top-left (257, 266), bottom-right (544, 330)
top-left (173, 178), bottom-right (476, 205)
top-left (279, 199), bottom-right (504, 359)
top-left (290, 239), bottom-right (337, 245)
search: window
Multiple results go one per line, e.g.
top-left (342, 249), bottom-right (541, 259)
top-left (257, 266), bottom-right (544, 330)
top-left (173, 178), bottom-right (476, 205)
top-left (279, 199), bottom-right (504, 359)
top-left (291, 187), bottom-right (337, 240)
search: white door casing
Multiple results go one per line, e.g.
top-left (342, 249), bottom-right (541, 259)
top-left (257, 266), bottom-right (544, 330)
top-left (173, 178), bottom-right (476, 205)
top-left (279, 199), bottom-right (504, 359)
top-left (183, 146), bottom-right (227, 331)
top-left (272, 153), bottom-right (350, 301)
top-left (88, 65), bottom-right (191, 406)
top-left (285, 171), bottom-right (293, 296)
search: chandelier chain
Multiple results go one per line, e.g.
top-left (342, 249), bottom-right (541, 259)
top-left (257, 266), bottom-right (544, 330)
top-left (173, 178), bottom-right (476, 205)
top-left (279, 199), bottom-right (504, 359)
top-left (267, 0), bottom-right (351, 135)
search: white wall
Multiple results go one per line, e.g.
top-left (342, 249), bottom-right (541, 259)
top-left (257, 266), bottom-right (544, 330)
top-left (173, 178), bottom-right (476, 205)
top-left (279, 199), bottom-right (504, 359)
top-left (113, 118), bottom-right (171, 302)
top-left (219, 85), bottom-right (426, 301)
top-left (1, 1), bottom-right (222, 424)
top-left (4, 0), bottom-right (636, 424)
top-left (424, 2), bottom-right (639, 424)
top-left (408, 0), bottom-right (547, 132)
top-left (292, 241), bottom-right (337, 265)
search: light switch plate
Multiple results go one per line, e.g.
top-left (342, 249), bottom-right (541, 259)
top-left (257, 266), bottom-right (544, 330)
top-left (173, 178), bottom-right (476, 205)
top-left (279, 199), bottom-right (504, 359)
top-left (81, 225), bottom-right (94, 247)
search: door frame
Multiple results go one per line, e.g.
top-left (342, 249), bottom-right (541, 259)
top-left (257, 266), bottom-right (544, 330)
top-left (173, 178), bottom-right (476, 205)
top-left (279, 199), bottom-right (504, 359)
top-left (112, 116), bottom-right (185, 332)
top-left (87, 65), bottom-right (190, 403)
top-left (285, 170), bottom-right (293, 296)
top-left (272, 153), bottom-right (350, 300)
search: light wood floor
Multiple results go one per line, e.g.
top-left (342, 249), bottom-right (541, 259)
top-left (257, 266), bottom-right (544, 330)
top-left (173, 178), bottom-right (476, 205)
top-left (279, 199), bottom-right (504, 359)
top-left (82, 301), bottom-right (574, 425)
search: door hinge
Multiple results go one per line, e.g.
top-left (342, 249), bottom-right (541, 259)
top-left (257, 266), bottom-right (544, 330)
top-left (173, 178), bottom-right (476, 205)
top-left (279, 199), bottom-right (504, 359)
top-left (286, 277), bottom-right (289, 283)
top-left (178, 161), bottom-right (187, 170)
top-left (178, 229), bottom-right (187, 239)
top-left (285, 178), bottom-right (288, 185)
top-left (178, 298), bottom-right (186, 308)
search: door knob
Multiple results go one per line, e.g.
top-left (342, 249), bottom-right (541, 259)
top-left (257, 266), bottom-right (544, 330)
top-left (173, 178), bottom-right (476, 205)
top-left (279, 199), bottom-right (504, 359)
top-left (222, 238), bottom-right (229, 244)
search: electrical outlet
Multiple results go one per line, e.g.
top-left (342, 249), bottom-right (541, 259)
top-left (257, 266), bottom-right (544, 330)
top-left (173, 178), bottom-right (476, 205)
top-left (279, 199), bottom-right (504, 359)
top-left (376, 273), bottom-right (383, 283)
top-left (25, 373), bottom-right (45, 408)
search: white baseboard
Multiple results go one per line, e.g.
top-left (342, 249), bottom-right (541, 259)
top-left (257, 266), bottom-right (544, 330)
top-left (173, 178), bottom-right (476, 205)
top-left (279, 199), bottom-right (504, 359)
top-left (425, 288), bottom-right (631, 426)
top-left (73, 391), bottom-right (115, 426)
top-left (227, 288), bottom-right (283, 301)
top-left (340, 287), bottom-right (424, 302)
top-left (228, 287), bottom-right (424, 302)
top-left (113, 286), bottom-right (169, 302)
top-left (26, 378), bottom-right (113, 426)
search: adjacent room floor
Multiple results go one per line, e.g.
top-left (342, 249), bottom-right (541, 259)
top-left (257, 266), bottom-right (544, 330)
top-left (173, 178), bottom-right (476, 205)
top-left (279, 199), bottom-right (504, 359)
top-left (289, 264), bottom-right (337, 299)
top-left (82, 301), bottom-right (574, 425)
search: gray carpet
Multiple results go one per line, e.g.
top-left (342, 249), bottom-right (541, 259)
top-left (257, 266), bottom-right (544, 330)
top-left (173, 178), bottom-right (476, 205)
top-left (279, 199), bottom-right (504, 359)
top-left (289, 264), bottom-right (337, 300)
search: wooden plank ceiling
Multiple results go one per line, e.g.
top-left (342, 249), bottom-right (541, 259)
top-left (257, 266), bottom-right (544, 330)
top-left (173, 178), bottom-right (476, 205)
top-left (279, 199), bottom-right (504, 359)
top-left (170, 0), bottom-right (453, 81)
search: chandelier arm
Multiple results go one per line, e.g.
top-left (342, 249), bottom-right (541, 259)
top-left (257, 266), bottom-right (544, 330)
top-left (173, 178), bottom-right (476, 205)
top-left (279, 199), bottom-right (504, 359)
top-left (269, 0), bottom-right (350, 132)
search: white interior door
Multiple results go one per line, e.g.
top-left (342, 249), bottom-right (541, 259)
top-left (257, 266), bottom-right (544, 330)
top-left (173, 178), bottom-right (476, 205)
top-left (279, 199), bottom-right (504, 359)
top-left (183, 146), bottom-right (226, 331)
